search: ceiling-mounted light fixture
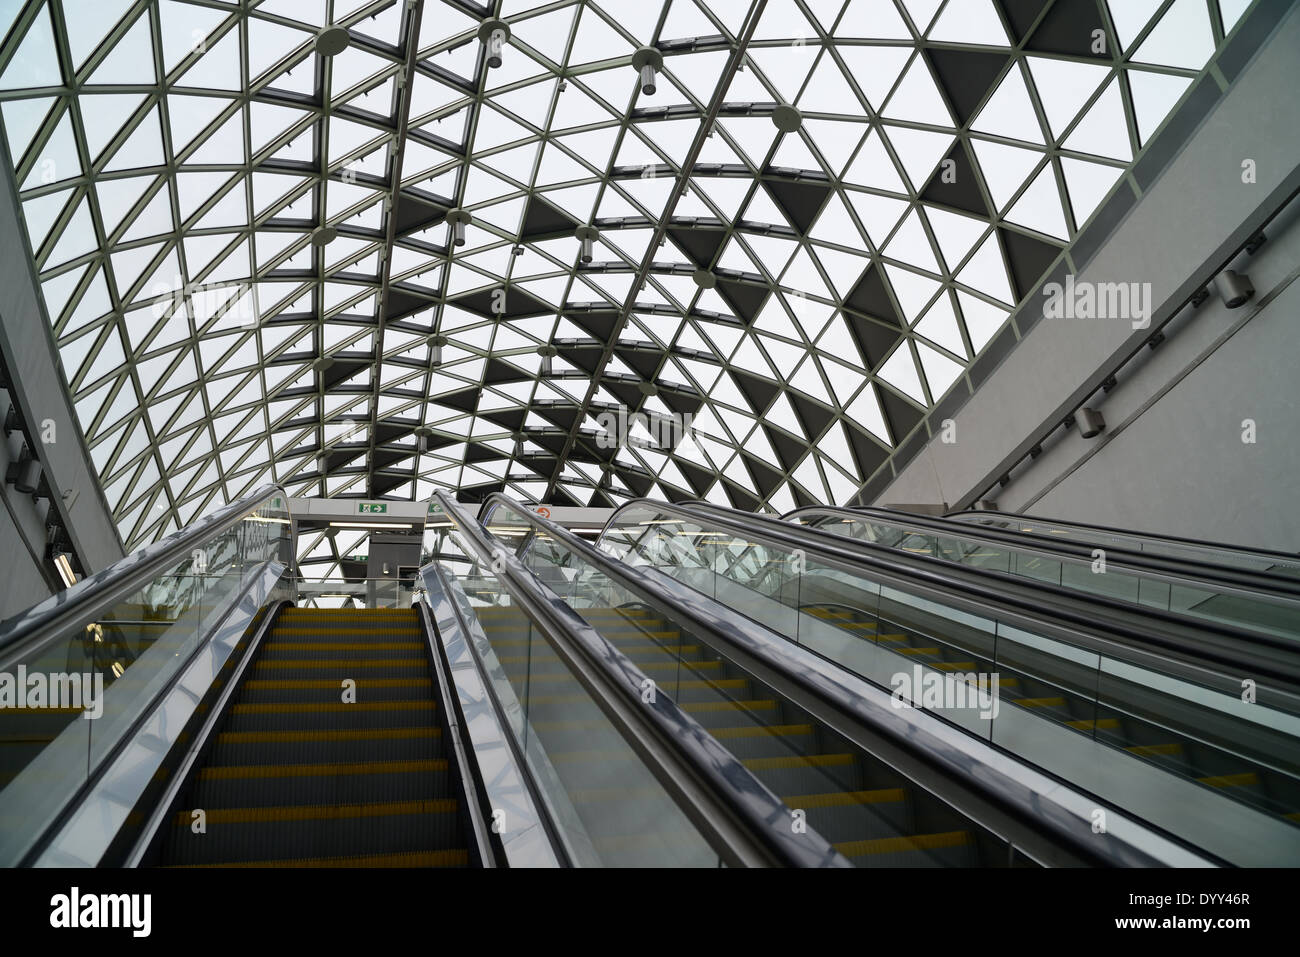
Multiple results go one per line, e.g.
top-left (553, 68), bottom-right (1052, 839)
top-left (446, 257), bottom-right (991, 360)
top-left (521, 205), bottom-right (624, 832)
top-left (446, 208), bottom-right (471, 247)
top-left (413, 425), bottom-right (433, 453)
top-left (1214, 269), bottom-right (1254, 308)
top-left (692, 269), bottom-right (716, 289)
top-left (575, 225), bottom-right (599, 264)
top-left (52, 551), bottom-right (76, 588)
top-left (430, 334), bottom-right (447, 366)
top-left (315, 24), bottom-right (350, 57)
top-left (632, 46), bottom-right (664, 95)
top-left (311, 225), bottom-right (337, 247)
top-left (538, 344), bottom-right (556, 376)
top-left (1076, 407), bottom-right (1106, 439)
top-left (772, 103), bottom-right (802, 133)
top-left (478, 18), bottom-right (510, 69)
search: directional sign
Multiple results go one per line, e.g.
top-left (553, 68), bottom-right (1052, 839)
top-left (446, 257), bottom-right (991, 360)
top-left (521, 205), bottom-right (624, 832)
top-left (358, 502), bottom-right (388, 514)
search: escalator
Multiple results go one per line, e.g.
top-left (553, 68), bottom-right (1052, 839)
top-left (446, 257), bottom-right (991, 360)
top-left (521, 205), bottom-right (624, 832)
top-left (947, 509), bottom-right (1300, 579)
top-left (779, 504), bottom-right (1300, 639)
top-left (153, 607), bottom-right (469, 868)
top-left (459, 492), bottom-right (1206, 868)
top-left (594, 497), bottom-right (1300, 865)
top-left (0, 478), bottom-right (1263, 868)
top-left (475, 600), bottom-right (989, 864)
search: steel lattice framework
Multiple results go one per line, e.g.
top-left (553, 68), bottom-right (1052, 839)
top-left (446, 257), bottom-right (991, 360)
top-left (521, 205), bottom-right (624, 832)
top-left (0, 0), bottom-right (1247, 576)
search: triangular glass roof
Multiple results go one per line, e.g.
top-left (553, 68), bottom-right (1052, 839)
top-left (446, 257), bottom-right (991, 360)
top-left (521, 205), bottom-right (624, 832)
top-left (0, 0), bottom-right (1246, 564)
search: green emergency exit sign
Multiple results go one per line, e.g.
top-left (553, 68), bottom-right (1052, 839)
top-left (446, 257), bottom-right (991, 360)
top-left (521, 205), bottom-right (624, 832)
top-left (358, 502), bottom-right (388, 514)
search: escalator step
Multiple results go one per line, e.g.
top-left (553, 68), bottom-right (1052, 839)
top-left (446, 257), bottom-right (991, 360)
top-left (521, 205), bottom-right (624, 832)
top-left (172, 849), bottom-right (469, 868)
top-left (210, 726), bottom-right (443, 766)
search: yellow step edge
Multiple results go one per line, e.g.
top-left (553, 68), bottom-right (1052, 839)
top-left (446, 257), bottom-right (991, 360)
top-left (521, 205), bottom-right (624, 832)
top-left (836, 830), bottom-right (972, 857)
top-left (1012, 697), bottom-right (1067, 708)
top-left (1066, 718), bottom-right (1121, 730)
top-left (253, 659), bottom-right (426, 669)
top-left (1197, 772), bottom-right (1259, 788)
top-left (744, 753), bottom-right (854, 771)
top-left (261, 642), bottom-right (422, 651)
top-left (217, 727), bottom-right (439, 744)
top-left (199, 758), bottom-right (446, 780)
top-left (1125, 742), bottom-right (1183, 757)
top-left (710, 723), bottom-right (813, 740)
top-left (679, 699), bottom-right (777, 714)
top-left (231, 700), bottom-right (435, 714)
top-left (174, 798), bottom-right (457, 825)
top-left (171, 849), bottom-right (468, 868)
top-left (784, 788), bottom-right (906, 809)
top-left (244, 678), bottom-right (431, 690)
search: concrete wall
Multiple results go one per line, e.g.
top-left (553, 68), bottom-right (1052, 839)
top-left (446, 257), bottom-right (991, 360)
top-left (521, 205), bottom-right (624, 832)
top-left (1006, 205), bottom-right (1300, 551)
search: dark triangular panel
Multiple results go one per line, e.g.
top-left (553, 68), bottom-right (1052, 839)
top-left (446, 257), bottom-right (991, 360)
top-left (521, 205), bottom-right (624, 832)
top-left (925, 49), bottom-right (1011, 127)
top-left (437, 387), bottom-right (479, 413)
top-left (922, 142), bottom-right (990, 217)
top-left (451, 285), bottom-right (552, 319)
top-left (845, 421), bottom-right (890, 478)
top-left (375, 421), bottom-right (416, 444)
top-left (484, 357), bottom-right (528, 384)
top-left (877, 381), bottom-right (925, 445)
top-left (765, 425), bottom-right (806, 472)
top-left (386, 285), bottom-right (437, 321)
top-left (716, 279), bottom-right (771, 323)
top-left (676, 459), bottom-right (717, 496)
top-left (668, 226), bottom-right (727, 267)
top-left (788, 393), bottom-right (833, 441)
top-left (482, 408), bottom-right (526, 431)
top-left (371, 448), bottom-right (407, 469)
top-left (744, 456), bottom-right (784, 497)
top-left (393, 191), bottom-right (449, 235)
top-left (520, 195), bottom-right (580, 240)
top-left (722, 480), bottom-right (762, 511)
top-left (999, 226), bottom-right (1063, 301)
top-left (1024, 0), bottom-right (1113, 60)
top-left (322, 360), bottom-right (371, 389)
top-left (619, 468), bottom-right (653, 497)
top-left (843, 264), bottom-right (900, 326)
top-left (569, 310), bottom-right (619, 341)
top-left (459, 481), bottom-right (505, 504)
top-left (996, 0), bottom-right (1051, 42)
top-left (465, 443), bottom-right (505, 463)
top-left (763, 179), bottom-right (832, 234)
top-left (615, 348), bottom-right (661, 380)
top-left (658, 388), bottom-right (704, 416)
top-left (843, 314), bottom-right (902, 370)
top-left (733, 371), bottom-right (779, 415)
top-left (368, 471), bottom-right (406, 495)
top-left (566, 346), bottom-right (605, 374)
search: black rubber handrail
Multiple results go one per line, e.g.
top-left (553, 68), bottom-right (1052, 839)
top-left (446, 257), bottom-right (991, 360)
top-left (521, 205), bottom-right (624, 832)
top-left (483, 492), bottom-right (1215, 867)
top-left (781, 504), bottom-right (1300, 602)
top-left (438, 492), bottom-right (847, 868)
top-left (0, 484), bottom-right (292, 657)
top-left (947, 509), bottom-right (1300, 565)
top-left (598, 498), bottom-right (1300, 695)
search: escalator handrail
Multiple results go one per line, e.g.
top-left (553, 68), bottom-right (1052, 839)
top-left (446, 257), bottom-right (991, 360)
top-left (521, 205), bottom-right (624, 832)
top-left (483, 492), bottom-right (1214, 867)
top-left (439, 492), bottom-right (849, 868)
top-left (781, 504), bottom-right (1300, 601)
top-left (945, 509), bottom-right (1300, 565)
top-left (599, 499), bottom-right (1300, 693)
top-left (0, 483), bottom-right (292, 657)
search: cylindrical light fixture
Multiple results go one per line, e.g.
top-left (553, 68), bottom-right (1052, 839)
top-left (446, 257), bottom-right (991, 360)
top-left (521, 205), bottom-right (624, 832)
top-left (538, 344), bottom-right (556, 376)
top-left (631, 47), bottom-right (664, 96)
top-left (575, 225), bottom-right (598, 264)
top-left (430, 334), bottom-right (447, 366)
top-left (1076, 407), bottom-right (1106, 439)
top-left (1214, 269), bottom-right (1254, 309)
top-left (446, 208), bottom-right (471, 248)
top-left (478, 19), bottom-right (511, 69)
